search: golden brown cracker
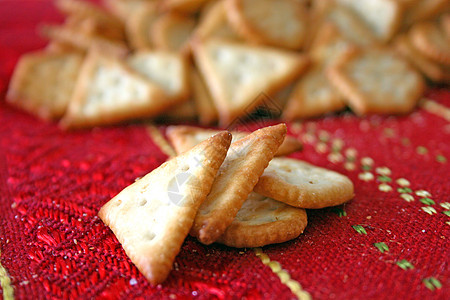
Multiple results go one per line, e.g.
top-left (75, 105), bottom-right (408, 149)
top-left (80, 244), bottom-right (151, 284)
top-left (7, 51), bottom-right (83, 120)
top-left (191, 124), bottom-right (287, 245)
top-left (216, 193), bottom-right (308, 248)
top-left (60, 50), bottom-right (166, 129)
top-left (125, 2), bottom-right (158, 50)
top-left (327, 48), bottom-right (425, 115)
top-left (99, 131), bottom-right (231, 284)
top-left (254, 158), bottom-right (354, 209)
top-left (190, 68), bottom-right (218, 125)
top-left (226, 0), bottom-right (308, 49)
top-left (193, 39), bottom-right (308, 127)
top-left (410, 21), bottom-right (450, 66)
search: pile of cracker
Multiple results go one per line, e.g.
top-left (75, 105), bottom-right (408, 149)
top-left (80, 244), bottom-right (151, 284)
top-left (6, 0), bottom-right (449, 128)
top-left (98, 124), bottom-right (355, 284)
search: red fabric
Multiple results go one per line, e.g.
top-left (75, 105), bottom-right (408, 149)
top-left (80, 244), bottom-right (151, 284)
top-left (0, 1), bottom-right (449, 299)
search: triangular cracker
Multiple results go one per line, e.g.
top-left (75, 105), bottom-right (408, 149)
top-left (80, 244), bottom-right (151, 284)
top-left (60, 50), bottom-right (166, 129)
top-left (127, 51), bottom-right (189, 103)
top-left (190, 68), bottom-right (217, 125)
top-left (336, 0), bottom-right (401, 42)
top-left (125, 2), bottom-right (158, 50)
top-left (7, 51), bottom-right (83, 120)
top-left (410, 21), bottom-right (450, 66)
top-left (327, 48), bottom-right (425, 115)
top-left (193, 39), bottom-right (308, 126)
top-left (216, 192), bottom-right (307, 248)
top-left (166, 125), bottom-right (302, 157)
top-left (98, 131), bottom-right (232, 284)
top-left (226, 0), bottom-right (308, 49)
top-left (190, 124), bottom-right (286, 244)
top-left (254, 158), bottom-right (354, 209)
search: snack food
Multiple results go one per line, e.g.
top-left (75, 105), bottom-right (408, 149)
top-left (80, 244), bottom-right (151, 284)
top-left (165, 125), bottom-right (302, 156)
top-left (98, 131), bottom-right (231, 284)
top-left (254, 158), bottom-right (354, 209)
top-left (7, 51), bottom-right (83, 120)
top-left (124, 2), bottom-right (158, 50)
top-left (216, 193), bottom-right (308, 248)
top-left (190, 124), bottom-right (286, 245)
top-left (127, 51), bottom-right (189, 102)
top-left (226, 0), bottom-right (308, 49)
top-left (410, 21), bottom-right (450, 66)
top-left (60, 50), bottom-right (166, 129)
top-left (327, 48), bottom-right (425, 115)
top-left (193, 38), bottom-right (308, 126)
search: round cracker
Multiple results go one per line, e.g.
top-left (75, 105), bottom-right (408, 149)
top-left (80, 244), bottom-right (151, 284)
top-left (254, 158), bottom-right (354, 209)
top-left (216, 193), bottom-right (307, 248)
top-left (226, 0), bottom-right (307, 49)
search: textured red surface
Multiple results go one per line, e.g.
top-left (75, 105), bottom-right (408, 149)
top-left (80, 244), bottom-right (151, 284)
top-left (0, 1), bottom-right (449, 299)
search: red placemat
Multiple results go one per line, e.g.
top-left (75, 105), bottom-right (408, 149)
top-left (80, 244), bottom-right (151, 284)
top-left (0, 1), bottom-right (449, 299)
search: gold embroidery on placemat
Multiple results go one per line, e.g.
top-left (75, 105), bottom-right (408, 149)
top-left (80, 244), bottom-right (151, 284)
top-left (146, 124), bottom-right (177, 158)
top-left (254, 248), bottom-right (312, 300)
top-left (419, 98), bottom-right (450, 122)
top-left (0, 251), bottom-right (14, 300)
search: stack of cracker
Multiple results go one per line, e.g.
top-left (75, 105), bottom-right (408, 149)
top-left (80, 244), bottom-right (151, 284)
top-left (6, 0), bottom-right (449, 128)
top-left (98, 124), bottom-right (355, 284)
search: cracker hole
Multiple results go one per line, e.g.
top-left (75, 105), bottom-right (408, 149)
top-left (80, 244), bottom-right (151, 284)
top-left (280, 165), bottom-right (292, 172)
top-left (114, 200), bottom-right (122, 207)
top-left (139, 199), bottom-right (147, 206)
top-left (308, 180), bottom-right (316, 184)
top-left (181, 165), bottom-right (190, 172)
top-left (144, 231), bottom-right (155, 241)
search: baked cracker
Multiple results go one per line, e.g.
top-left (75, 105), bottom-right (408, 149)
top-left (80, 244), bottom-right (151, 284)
top-left (98, 131), bottom-right (232, 284)
top-left (193, 38), bottom-right (308, 127)
top-left (226, 0), bottom-right (308, 49)
top-left (336, 0), bottom-right (402, 42)
top-left (327, 48), bottom-right (425, 115)
top-left (127, 51), bottom-right (190, 103)
top-left (282, 65), bottom-right (346, 120)
top-left (60, 50), bottom-right (166, 129)
top-left (191, 124), bottom-right (287, 245)
top-left (216, 192), bottom-right (308, 248)
top-left (410, 21), bottom-right (450, 66)
top-left (158, 99), bottom-right (198, 122)
top-left (7, 51), bottom-right (83, 120)
top-left (150, 13), bottom-right (196, 54)
top-left (394, 34), bottom-right (450, 83)
top-left (254, 158), bottom-right (354, 209)
top-left (403, 0), bottom-right (449, 26)
top-left (166, 125), bottom-right (302, 157)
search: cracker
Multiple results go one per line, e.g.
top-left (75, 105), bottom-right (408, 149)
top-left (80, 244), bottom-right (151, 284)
top-left (193, 0), bottom-right (240, 42)
top-left (190, 68), bottom-right (218, 125)
top-left (40, 25), bottom-right (128, 57)
top-left (323, 4), bottom-right (378, 46)
top-left (127, 51), bottom-right (190, 103)
top-left (150, 13), bottom-right (196, 54)
top-left (310, 23), bottom-right (353, 66)
top-left (336, 0), bottom-right (402, 42)
top-left (125, 2), bottom-right (158, 50)
top-left (403, 0), bottom-right (449, 26)
top-left (282, 65), bottom-right (346, 120)
top-left (394, 34), bottom-right (450, 83)
top-left (216, 193), bottom-right (308, 248)
top-left (192, 39), bottom-right (308, 127)
top-left (166, 125), bottom-right (302, 157)
top-left (254, 158), bottom-right (354, 209)
top-left (327, 48), bottom-right (425, 115)
top-left (98, 131), bottom-right (232, 284)
top-left (7, 51), bottom-right (83, 120)
top-left (226, 0), bottom-right (308, 49)
top-left (410, 21), bottom-right (450, 66)
top-left (60, 50), bottom-right (167, 129)
top-left (191, 124), bottom-right (287, 245)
